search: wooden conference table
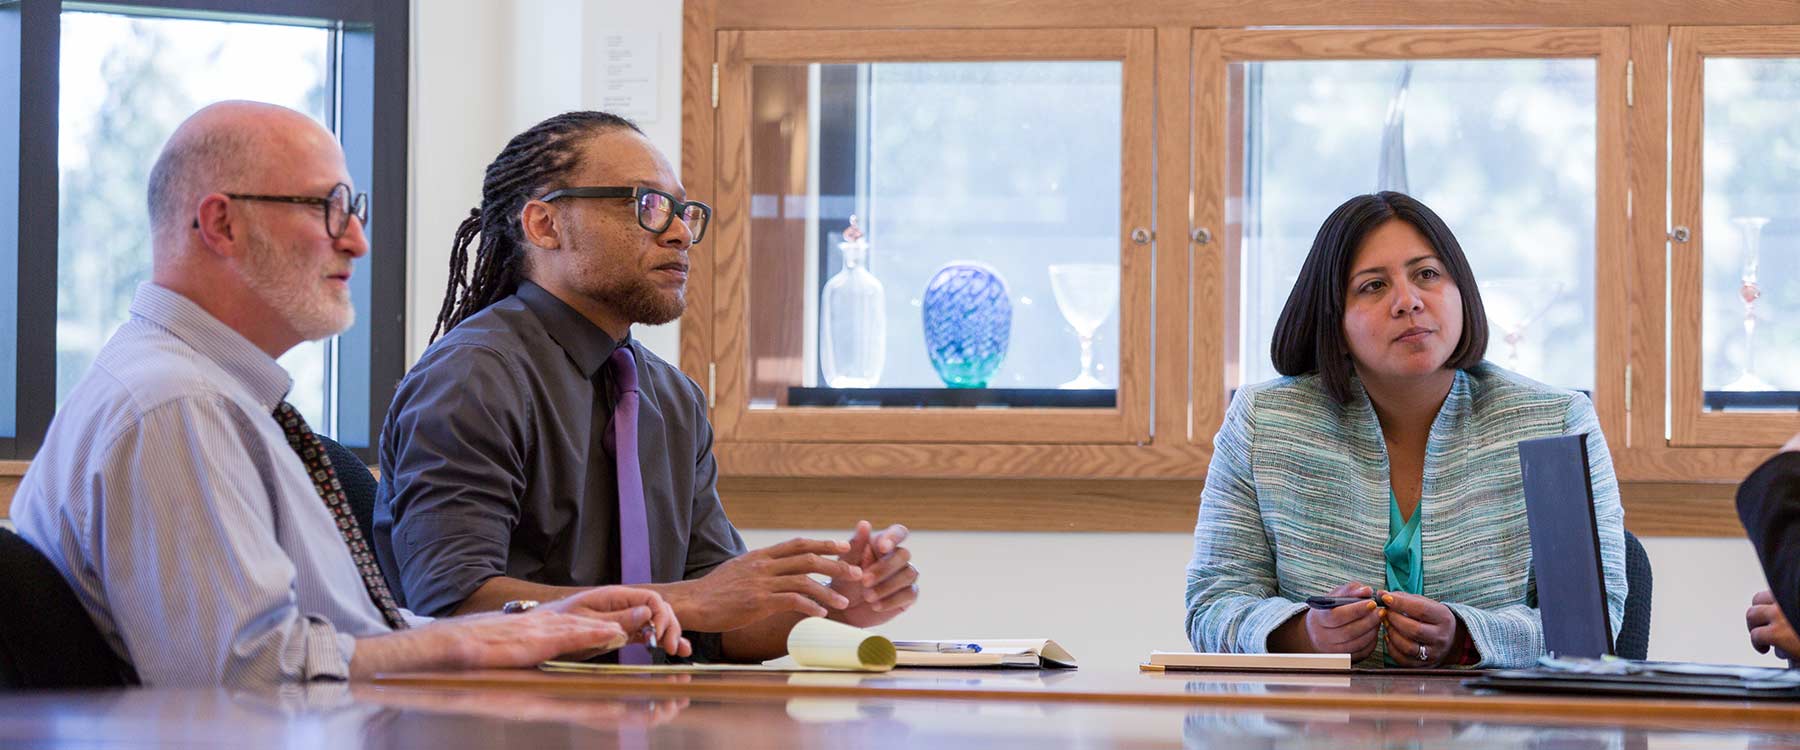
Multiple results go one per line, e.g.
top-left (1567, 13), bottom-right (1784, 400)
top-left (7, 666), bottom-right (1800, 748)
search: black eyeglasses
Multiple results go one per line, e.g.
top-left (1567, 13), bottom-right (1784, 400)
top-left (194, 182), bottom-right (370, 238)
top-left (538, 186), bottom-right (711, 245)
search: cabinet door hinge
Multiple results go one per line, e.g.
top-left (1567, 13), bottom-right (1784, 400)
top-left (1625, 59), bottom-right (1634, 108)
top-left (711, 63), bottom-right (719, 108)
top-left (707, 362), bottom-right (717, 408)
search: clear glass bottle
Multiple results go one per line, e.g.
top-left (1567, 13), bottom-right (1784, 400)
top-left (820, 216), bottom-right (886, 388)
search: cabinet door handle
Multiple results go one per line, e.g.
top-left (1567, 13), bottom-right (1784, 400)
top-left (1131, 227), bottom-right (1153, 245)
top-left (1191, 227), bottom-right (1213, 245)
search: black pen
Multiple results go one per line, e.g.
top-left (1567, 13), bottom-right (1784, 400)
top-left (1304, 593), bottom-right (1385, 610)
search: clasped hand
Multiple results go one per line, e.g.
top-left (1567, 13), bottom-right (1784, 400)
top-left (659, 521), bottom-right (919, 633)
top-left (1294, 583), bottom-right (1459, 666)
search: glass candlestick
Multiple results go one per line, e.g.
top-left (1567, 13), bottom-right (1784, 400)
top-left (1723, 215), bottom-right (1772, 392)
top-left (1480, 278), bottom-right (1566, 369)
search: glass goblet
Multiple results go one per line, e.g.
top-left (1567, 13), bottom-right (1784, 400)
top-left (1049, 263), bottom-right (1121, 389)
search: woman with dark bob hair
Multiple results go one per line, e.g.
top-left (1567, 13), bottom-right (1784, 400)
top-left (1184, 192), bottom-right (1626, 668)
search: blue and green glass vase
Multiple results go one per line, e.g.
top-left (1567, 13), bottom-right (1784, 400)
top-left (921, 261), bottom-right (1011, 388)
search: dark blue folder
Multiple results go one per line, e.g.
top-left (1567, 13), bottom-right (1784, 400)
top-left (1517, 433), bottom-right (1614, 659)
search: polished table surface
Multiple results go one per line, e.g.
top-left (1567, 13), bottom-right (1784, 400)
top-left (9, 666), bottom-right (1800, 748)
top-left (8, 680), bottom-right (1800, 749)
top-left (374, 664), bottom-right (1800, 732)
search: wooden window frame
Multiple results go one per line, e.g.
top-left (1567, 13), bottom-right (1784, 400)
top-left (700, 27), bottom-right (1207, 478)
top-left (679, 0), bottom-right (1800, 532)
top-left (1666, 26), bottom-right (1800, 449)
top-left (1193, 27), bottom-right (1632, 457)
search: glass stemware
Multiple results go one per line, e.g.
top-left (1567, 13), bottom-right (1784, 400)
top-left (1481, 278), bottom-right (1566, 370)
top-left (1723, 215), bottom-right (1772, 392)
top-left (1048, 263), bottom-right (1120, 389)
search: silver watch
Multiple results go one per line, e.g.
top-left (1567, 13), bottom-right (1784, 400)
top-left (501, 599), bottom-right (540, 614)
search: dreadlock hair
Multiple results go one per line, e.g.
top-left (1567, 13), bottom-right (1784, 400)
top-left (431, 111), bottom-right (644, 342)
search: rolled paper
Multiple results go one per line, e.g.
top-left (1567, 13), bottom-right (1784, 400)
top-left (786, 617), bottom-right (896, 671)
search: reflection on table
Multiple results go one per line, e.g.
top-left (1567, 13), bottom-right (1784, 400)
top-left (370, 665), bottom-right (1800, 734)
top-left (6, 682), bottom-right (1800, 750)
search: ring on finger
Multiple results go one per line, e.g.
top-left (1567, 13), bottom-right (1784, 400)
top-left (1418, 644), bottom-right (1428, 662)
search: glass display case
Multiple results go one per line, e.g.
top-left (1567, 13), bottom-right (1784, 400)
top-left (1670, 26), bottom-right (1800, 446)
top-left (704, 29), bottom-right (1164, 474)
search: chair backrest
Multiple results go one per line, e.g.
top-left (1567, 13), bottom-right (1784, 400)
top-left (0, 528), bottom-right (137, 689)
top-left (1616, 529), bottom-right (1654, 660)
top-left (315, 433), bottom-right (377, 546)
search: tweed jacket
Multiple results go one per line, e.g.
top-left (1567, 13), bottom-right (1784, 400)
top-left (1184, 363), bottom-right (1627, 668)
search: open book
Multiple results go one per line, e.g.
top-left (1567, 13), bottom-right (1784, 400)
top-left (540, 617), bottom-right (896, 674)
top-left (891, 639), bottom-right (1078, 669)
top-left (1142, 651), bottom-right (1351, 672)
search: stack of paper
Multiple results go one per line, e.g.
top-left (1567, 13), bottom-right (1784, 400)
top-left (1141, 651), bottom-right (1352, 672)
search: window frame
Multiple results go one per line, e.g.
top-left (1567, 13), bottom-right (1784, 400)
top-left (1191, 26), bottom-right (1633, 453)
top-left (707, 28), bottom-right (1165, 464)
top-left (1666, 25), bottom-right (1800, 449)
top-left (0, 0), bottom-right (407, 462)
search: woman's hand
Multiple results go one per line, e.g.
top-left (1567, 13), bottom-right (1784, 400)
top-left (1273, 582), bottom-right (1382, 661)
top-left (1381, 591), bottom-right (1460, 667)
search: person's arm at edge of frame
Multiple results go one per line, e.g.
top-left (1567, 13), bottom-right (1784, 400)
top-left (1738, 432), bottom-right (1800, 640)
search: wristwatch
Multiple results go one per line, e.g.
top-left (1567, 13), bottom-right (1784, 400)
top-left (501, 599), bottom-right (540, 614)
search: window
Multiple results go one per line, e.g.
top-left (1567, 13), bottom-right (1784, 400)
top-left (1668, 27), bottom-right (1800, 448)
top-left (1231, 58), bottom-right (1599, 392)
top-left (1, 2), bottom-right (18, 442)
top-left (57, 11), bottom-right (332, 423)
top-left (709, 28), bottom-right (1156, 453)
top-left (1699, 58), bottom-right (1800, 404)
top-left (749, 61), bottom-right (1127, 408)
top-left (2, 0), bottom-right (407, 460)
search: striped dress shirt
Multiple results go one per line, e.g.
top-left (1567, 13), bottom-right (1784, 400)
top-left (13, 283), bottom-right (417, 688)
top-left (1185, 364), bottom-right (1627, 668)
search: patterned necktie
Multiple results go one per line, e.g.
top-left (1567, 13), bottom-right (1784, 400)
top-left (603, 345), bottom-right (653, 664)
top-left (272, 401), bottom-right (409, 631)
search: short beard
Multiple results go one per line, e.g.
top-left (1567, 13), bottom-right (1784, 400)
top-left (600, 275), bottom-right (686, 326)
top-left (240, 226), bottom-right (355, 342)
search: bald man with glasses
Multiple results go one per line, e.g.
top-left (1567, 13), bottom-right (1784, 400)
top-left (13, 101), bottom-right (688, 688)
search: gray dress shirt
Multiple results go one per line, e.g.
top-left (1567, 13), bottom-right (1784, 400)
top-left (12, 283), bottom-right (412, 688)
top-left (375, 281), bottom-right (746, 657)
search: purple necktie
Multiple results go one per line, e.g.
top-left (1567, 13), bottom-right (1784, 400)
top-left (605, 345), bottom-right (653, 664)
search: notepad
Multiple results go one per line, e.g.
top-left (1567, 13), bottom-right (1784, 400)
top-left (892, 639), bottom-right (1078, 669)
top-left (1141, 651), bottom-right (1352, 672)
top-left (540, 617), bottom-right (897, 674)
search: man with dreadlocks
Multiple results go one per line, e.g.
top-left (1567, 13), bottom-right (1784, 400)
top-left (12, 101), bottom-right (688, 688)
top-left (375, 111), bottom-right (920, 662)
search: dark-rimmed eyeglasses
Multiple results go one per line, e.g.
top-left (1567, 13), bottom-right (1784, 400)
top-left (538, 186), bottom-right (711, 245)
top-left (194, 182), bottom-right (370, 238)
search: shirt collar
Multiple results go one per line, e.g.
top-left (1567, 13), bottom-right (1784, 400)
top-left (515, 280), bottom-right (627, 378)
top-left (129, 282), bottom-right (293, 410)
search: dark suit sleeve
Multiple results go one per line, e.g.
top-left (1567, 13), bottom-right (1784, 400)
top-left (376, 345), bottom-right (532, 617)
top-left (1737, 451), bottom-right (1800, 629)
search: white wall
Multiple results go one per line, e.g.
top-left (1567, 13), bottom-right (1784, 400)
top-left (410, 0), bottom-right (683, 364)
top-left (411, 1), bottom-right (1786, 670)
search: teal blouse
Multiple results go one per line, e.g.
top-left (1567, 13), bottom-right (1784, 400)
top-left (1385, 490), bottom-right (1423, 595)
